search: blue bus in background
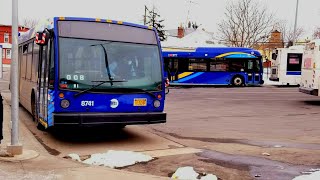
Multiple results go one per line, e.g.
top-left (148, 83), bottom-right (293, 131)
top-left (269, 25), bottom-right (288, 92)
top-left (18, 17), bottom-right (166, 130)
top-left (162, 47), bottom-right (264, 86)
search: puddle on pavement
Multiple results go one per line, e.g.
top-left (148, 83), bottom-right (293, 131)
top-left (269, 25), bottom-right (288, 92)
top-left (198, 150), bottom-right (318, 180)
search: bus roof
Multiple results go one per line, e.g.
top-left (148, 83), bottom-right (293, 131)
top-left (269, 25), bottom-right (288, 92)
top-left (19, 17), bottom-right (155, 44)
top-left (162, 47), bottom-right (261, 59)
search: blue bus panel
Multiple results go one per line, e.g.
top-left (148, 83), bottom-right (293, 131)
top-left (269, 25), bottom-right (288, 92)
top-left (163, 47), bottom-right (263, 86)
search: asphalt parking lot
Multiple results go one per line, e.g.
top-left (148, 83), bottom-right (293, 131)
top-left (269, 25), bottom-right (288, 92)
top-left (141, 86), bottom-right (320, 179)
top-left (10, 77), bottom-right (320, 179)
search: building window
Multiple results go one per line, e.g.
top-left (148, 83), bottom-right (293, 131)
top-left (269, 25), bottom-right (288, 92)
top-left (6, 49), bottom-right (11, 59)
top-left (4, 33), bottom-right (9, 43)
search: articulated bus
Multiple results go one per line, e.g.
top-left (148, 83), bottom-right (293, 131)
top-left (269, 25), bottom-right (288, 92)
top-left (18, 17), bottom-right (167, 129)
top-left (269, 46), bottom-right (304, 86)
top-left (300, 40), bottom-right (320, 96)
top-left (162, 47), bottom-right (263, 86)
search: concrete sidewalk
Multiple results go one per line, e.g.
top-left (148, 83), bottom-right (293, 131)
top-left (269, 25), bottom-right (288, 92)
top-left (0, 69), bottom-right (168, 179)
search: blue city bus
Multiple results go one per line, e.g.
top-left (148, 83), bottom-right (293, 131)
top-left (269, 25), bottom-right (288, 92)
top-left (18, 17), bottom-right (167, 129)
top-left (162, 47), bottom-right (264, 86)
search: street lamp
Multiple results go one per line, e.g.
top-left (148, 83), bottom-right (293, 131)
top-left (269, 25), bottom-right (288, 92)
top-left (293, 0), bottom-right (299, 45)
top-left (8, 0), bottom-right (23, 155)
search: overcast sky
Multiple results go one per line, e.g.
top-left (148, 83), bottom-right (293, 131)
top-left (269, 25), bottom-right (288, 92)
top-left (0, 0), bottom-right (319, 38)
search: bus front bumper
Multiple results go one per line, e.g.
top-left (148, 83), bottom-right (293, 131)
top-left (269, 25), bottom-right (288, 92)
top-left (52, 112), bottom-right (166, 126)
top-left (299, 87), bottom-right (318, 96)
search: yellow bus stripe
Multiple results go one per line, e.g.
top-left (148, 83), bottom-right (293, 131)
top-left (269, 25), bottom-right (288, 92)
top-left (178, 72), bottom-right (193, 79)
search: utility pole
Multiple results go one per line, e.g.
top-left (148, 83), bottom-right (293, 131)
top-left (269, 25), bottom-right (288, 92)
top-left (0, 45), bottom-right (2, 79)
top-left (185, 0), bottom-right (198, 28)
top-left (144, 5), bottom-right (147, 25)
top-left (8, 0), bottom-right (22, 155)
top-left (293, 0), bottom-right (299, 45)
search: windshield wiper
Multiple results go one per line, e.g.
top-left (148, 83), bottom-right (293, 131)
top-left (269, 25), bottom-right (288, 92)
top-left (109, 87), bottom-right (157, 98)
top-left (91, 44), bottom-right (113, 86)
top-left (74, 80), bottom-right (126, 97)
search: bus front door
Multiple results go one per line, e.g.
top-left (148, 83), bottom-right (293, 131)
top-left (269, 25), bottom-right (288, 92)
top-left (167, 59), bottom-right (179, 82)
top-left (247, 59), bottom-right (261, 84)
top-left (37, 44), bottom-right (50, 127)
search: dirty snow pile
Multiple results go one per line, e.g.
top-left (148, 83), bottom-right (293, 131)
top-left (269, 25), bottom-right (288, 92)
top-left (68, 150), bottom-right (153, 168)
top-left (171, 166), bottom-right (217, 180)
top-left (67, 153), bottom-right (81, 162)
top-left (292, 169), bottom-right (320, 180)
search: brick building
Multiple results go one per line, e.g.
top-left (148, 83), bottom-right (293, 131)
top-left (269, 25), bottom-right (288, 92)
top-left (254, 30), bottom-right (283, 68)
top-left (0, 25), bottom-right (29, 64)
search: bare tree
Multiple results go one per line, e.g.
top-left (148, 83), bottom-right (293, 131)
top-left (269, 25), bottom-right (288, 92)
top-left (20, 18), bottom-right (38, 29)
top-left (274, 20), bottom-right (305, 46)
top-left (144, 6), bottom-right (167, 41)
top-left (313, 27), bottom-right (320, 39)
top-left (217, 0), bottom-right (274, 47)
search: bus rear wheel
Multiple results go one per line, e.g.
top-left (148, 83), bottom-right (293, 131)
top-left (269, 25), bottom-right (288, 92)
top-left (232, 76), bottom-right (244, 87)
top-left (31, 95), bottom-right (37, 122)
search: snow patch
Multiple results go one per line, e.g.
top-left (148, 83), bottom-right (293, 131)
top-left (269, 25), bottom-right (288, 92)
top-left (293, 170), bottom-right (320, 180)
top-left (67, 153), bottom-right (82, 162)
top-left (200, 174), bottom-right (218, 180)
top-left (162, 28), bottom-right (226, 48)
top-left (82, 150), bottom-right (153, 168)
top-left (171, 166), bottom-right (218, 180)
top-left (262, 152), bottom-right (271, 156)
top-left (171, 166), bottom-right (199, 180)
top-left (273, 145), bottom-right (284, 148)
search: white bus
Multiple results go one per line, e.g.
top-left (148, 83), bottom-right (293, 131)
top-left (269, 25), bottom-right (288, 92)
top-left (299, 40), bottom-right (320, 96)
top-left (269, 46), bottom-right (304, 86)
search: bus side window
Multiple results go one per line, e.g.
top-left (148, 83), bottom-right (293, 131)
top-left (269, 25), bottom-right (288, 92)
top-left (26, 42), bottom-right (33, 80)
top-left (210, 59), bottom-right (229, 71)
top-left (188, 58), bottom-right (207, 71)
top-left (178, 58), bottom-right (188, 72)
top-left (247, 60), bottom-right (254, 70)
top-left (21, 44), bottom-right (28, 79)
top-left (18, 46), bottom-right (22, 77)
top-left (229, 59), bottom-right (245, 72)
top-left (255, 59), bottom-right (261, 71)
top-left (32, 41), bottom-right (40, 82)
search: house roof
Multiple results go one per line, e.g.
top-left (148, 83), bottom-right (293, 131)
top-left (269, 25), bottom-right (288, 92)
top-left (162, 28), bottom-right (225, 48)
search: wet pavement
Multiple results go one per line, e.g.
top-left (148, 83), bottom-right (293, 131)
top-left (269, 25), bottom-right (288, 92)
top-left (198, 150), bottom-right (317, 180)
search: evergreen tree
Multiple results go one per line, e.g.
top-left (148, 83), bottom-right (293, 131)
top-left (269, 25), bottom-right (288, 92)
top-left (145, 6), bottom-right (167, 41)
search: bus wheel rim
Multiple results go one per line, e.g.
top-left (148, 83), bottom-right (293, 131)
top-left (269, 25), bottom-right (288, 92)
top-left (234, 77), bottom-right (242, 85)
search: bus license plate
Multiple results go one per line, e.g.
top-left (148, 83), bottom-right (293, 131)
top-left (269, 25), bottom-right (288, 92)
top-left (134, 98), bottom-right (147, 106)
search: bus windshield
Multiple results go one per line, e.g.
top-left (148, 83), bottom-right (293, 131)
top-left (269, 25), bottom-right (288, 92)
top-left (59, 37), bottom-right (162, 91)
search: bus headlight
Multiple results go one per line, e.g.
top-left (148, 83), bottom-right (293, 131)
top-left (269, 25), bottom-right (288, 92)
top-left (61, 99), bottom-right (70, 108)
top-left (153, 100), bottom-right (161, 108)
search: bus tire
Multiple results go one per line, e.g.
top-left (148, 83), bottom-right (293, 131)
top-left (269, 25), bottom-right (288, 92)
top-left (31, 93), bottom-right (45, 131)
top-left (31, 93), bottom-right (37, 122)
top-left (232, 76), bottom-right (244, 87)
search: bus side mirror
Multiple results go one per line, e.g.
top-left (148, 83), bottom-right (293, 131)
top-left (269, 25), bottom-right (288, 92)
top-left (165, 78), bottom-right (170, 94)
top-left (35, 32), bottom-right (50, 46)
